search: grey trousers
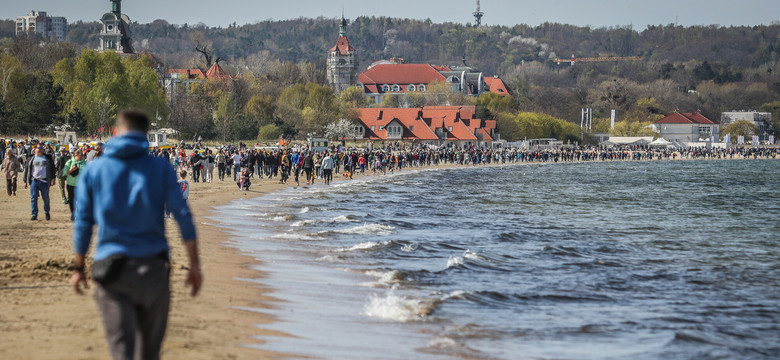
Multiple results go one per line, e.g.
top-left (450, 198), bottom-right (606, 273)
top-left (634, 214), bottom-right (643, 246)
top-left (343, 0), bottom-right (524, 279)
top-left (95, 256), bottom-right (170, 360)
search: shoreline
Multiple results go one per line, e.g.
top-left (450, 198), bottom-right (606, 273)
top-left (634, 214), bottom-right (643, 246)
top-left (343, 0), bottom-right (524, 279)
top-left (0, 155), bottom-right (777, 359)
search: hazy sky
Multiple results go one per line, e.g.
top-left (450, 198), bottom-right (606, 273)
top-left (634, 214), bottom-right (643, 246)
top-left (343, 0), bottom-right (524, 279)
top-left (4, 0), bottom-right (779, 29)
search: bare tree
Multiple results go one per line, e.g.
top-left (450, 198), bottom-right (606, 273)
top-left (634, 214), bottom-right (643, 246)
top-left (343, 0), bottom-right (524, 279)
top-left (195, 41), bottom-right (214, 69)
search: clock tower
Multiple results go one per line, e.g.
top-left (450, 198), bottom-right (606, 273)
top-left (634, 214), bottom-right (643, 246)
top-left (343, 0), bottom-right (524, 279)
top-left (98, 0), bottom-right (133, 53)
top-left (327, 15), bottom-right (357, 92)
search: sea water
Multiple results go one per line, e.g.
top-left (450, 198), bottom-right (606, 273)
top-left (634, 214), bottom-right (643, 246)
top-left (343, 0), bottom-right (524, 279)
top-left (212, 160), bottom-right (780, 359)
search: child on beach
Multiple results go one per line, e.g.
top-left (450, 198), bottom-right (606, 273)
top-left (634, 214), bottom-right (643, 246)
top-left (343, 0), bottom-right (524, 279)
top-left (238, 167), bottom-right (251, 191)
top-left (178, 170), bottom-right (190, 201)
top-left (168, 170), bottom-right (190, 218)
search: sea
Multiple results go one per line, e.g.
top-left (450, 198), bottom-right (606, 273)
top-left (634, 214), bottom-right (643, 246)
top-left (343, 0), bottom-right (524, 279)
top-left (211, 159), bottom-right (780, 360)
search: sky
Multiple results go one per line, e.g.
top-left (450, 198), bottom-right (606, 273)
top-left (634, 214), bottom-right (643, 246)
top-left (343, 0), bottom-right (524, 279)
top-left (3, 0), bottom-right (779, 29)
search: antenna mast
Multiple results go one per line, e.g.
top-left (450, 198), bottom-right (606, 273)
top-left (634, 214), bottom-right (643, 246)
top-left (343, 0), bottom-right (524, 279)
top-left (473, 0), bottom-right (484, 27)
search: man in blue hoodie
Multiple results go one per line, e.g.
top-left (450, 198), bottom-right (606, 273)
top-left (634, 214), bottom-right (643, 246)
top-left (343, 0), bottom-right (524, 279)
top-left (70, 110), bottom-right (202, 360)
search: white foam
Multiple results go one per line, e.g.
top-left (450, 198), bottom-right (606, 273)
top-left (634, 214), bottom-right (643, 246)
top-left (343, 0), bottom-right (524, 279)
top-left (336, 240), bottom-right (390, 252)
top-left (427, 336), bottom-right (459, 348)
top-left (400, 243), bottom-right (418, 252)
top-left (270, 233), bottom-right (322, 241)
top-left (464, 249), bottom-right (484, 261)
top-left (446, 256), bottom-right (464, 269)
top-left (363, 290), bottom-right (432, 322)
top-left (441, 290), bottom-right (470, 300)
top-left (299, 207), bottom-right (310, 214)
top-left (328, 223), bottom-right (395, 235)
top-left (270, 214), bottom-right (295, 222)
top-left (291, 215), bottom-right (355, 227)
top-left (360, 269), bottom-right (403, 287)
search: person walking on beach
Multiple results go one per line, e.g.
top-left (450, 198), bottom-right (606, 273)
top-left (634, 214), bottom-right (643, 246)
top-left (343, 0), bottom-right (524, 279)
top-left (2, 149), bottom-right (22, 196)
top-left (70, 110), bottom-right (201, 360)
top-left (302, 151), bottom-right (314, 185)
top-left (55, 147), bottom-right (71, 204)
top-left (23, 145), bottom-right (56, 221)
top-left (63, 149), bottom-right (86, 221)
top-left (321, 151), bottom-right (334, 185)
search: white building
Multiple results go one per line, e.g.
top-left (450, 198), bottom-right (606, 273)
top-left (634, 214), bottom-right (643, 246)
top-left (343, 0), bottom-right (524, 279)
top-left (651, 110), bottom-right (720, 143)
top-left (15, 11), bottom-right (67, 41)
top-left (721, 111), bottom-right (774, 141)
top-left (98, 0), bottom-right (133, 53)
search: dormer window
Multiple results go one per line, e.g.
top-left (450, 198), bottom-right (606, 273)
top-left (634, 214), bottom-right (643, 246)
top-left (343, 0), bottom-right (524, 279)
top-left (419, 84), bottom-right (426, 92)
top-left (392, 84), bottom-right (400, 92)
top-left (381, 84), bottom-right (390, 92)
top-left (408, 84), bottom-right (416, 92)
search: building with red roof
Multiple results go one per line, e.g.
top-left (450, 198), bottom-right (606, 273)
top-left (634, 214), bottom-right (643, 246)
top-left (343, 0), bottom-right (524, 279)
top-left (327, 16), bottom-right (358, 91)
top-left (355, 105), bottom-right (496, 147)
top-left (358, 59), bottom-right (512, 104)
top-left (651, 110), bottom-right (720, 143)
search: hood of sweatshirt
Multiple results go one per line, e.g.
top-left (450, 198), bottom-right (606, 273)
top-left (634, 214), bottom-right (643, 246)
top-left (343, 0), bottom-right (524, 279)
top-left (103, 132), bottom-right (149, 159)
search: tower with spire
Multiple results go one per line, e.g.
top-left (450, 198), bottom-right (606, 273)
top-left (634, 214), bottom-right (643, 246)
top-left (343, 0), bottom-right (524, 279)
top-left (98, 0), bottom-right (133, 53)
top-left (327, 14), bottom-right (357, 92)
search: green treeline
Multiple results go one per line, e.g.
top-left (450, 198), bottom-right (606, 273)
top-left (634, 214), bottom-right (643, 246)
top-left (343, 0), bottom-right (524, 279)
top-left (0, 18), bottom-right (779, 141)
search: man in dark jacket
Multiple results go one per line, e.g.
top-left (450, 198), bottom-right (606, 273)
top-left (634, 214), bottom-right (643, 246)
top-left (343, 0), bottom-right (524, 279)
top-left (23, 145), bottom-right (56, 220)
top-left (55, 147), bottom-right (71, 204)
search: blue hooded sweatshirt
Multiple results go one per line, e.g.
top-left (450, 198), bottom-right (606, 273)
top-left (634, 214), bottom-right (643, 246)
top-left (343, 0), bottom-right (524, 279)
top-left (73, 132), bottom-right (196, 261)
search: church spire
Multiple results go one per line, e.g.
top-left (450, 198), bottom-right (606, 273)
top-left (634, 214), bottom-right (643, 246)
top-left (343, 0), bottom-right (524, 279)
top-left (339, 12), bottom-right (347, 38)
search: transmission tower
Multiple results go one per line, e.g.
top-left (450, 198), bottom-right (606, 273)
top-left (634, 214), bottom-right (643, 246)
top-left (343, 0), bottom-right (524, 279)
top-left (473, 0), bottom-right (484, 27)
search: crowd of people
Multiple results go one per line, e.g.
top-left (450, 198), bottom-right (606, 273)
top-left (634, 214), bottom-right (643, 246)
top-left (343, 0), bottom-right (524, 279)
top-left (3, 136), bottom-right (779, 221)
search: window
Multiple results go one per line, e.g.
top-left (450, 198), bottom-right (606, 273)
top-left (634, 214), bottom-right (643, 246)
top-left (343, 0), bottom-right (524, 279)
top-left (409, 126), bottom-right (414, 130)
top-left (418, 84), bottom-right (426, 92)
top-left (408, 84), bottom-right (416, 92)
top-left (392, 84), bottom-right (400, 92)
top-left (448, 126), bottom-right (453, 131)
top-left (371, 125), bottom-right (375, 131)
top-left (381, 84), bottom-right (390, 92)
top-left (379, 126), bottom-right (384, 130)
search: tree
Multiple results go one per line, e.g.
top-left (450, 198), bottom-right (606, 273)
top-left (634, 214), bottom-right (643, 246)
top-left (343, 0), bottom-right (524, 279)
top-left (338, 86), bottom-right (370, 108)
top-left (324, 118), bottom-right (359, 141)
top-left (52, 50), bottom-right (169, 134)
top-left (610, 121), bottom-right (658, 137)
top-left (257, 123), bottom-right (282, 140)
top-left (721, 120), bottom-right (758, 141)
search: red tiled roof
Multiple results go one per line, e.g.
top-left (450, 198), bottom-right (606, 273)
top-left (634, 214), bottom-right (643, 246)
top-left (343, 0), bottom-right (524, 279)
top-left (330, 36), bottom-right (355, 55)
top-left (655, 111), bottom-right (717, 124)
top-left (205, 63), bottom-right (231, 80)
top-left (357, 106), bottom-right (494, 142)
top-left (483, 76), bottom-right (511, 96)
top-left (359, 64), bottom-right (446, 93)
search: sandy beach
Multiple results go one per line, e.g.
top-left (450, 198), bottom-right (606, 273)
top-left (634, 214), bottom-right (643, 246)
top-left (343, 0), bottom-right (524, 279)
top-left (0, 172), bottom-right (295, 359)
top-left (0, 151), bottom-right (774, 359)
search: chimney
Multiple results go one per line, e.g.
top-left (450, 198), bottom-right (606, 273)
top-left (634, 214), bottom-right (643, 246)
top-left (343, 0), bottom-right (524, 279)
top-left (378, 110), bottom-right (383, 120)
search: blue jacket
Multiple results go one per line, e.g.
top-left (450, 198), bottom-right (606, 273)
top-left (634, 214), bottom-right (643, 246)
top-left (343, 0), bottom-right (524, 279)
top-left (73, 132), bottom-right (196, 261)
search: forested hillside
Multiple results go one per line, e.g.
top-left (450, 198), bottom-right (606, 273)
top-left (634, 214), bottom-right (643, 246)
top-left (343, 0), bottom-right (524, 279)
top-left (0, 17), bottom-right (778, 141)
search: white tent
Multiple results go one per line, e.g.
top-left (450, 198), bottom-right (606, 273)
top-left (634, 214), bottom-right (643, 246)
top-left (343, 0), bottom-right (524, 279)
top-left (599, 136), bottom-right (653, 147)
top-left (649, 137), bottom-right (673, 147)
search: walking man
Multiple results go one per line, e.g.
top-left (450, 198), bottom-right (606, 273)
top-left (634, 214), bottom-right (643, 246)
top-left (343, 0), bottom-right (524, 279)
top-left (70, 110), bottom-right (202, 360)
top-left (23, 145), bottom-right (56, 220)
top-left (55, 147), bottom-right (71, 204)
top-left (321, 151), bottom-right (334, 185)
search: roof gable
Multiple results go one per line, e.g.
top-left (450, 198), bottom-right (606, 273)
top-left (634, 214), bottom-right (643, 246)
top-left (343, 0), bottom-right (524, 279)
top-left (330, 36), bottom-right (355, 55)
top-left (656, 111), bottom-right (717, 125)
